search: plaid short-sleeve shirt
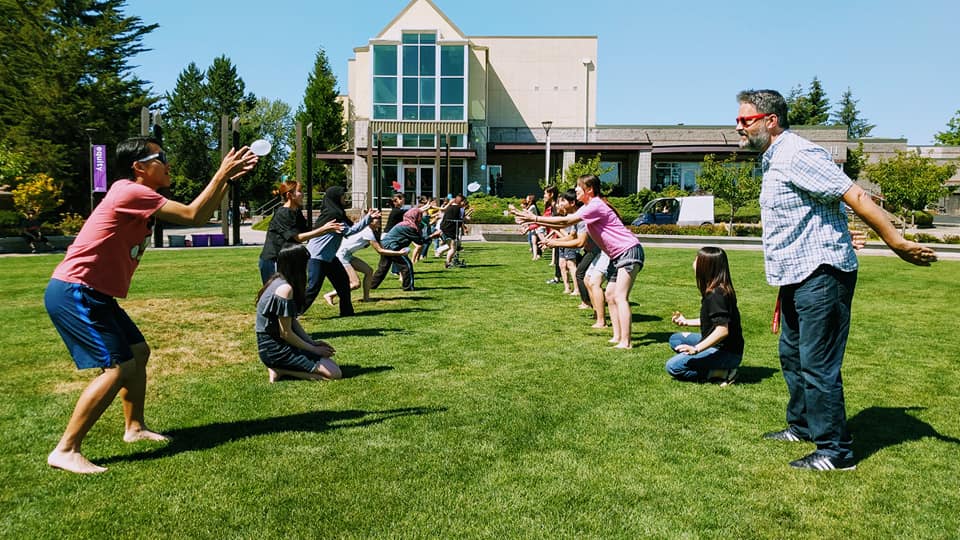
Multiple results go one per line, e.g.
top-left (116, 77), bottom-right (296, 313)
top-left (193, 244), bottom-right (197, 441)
top-left (759, 131), bottom-right (858, 286)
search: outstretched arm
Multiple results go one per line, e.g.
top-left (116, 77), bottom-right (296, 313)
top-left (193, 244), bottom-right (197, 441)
top-left (842, 184), bottom-right (937, 266)
top-left (155, 147), bottom-right (258, 225)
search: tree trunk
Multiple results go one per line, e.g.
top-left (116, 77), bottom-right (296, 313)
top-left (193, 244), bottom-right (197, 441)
top-left (728, 208), bottom-right (735, 236)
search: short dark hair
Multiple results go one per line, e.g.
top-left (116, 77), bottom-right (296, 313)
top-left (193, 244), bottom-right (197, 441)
top-left (737, 89), bottom-right (790, 130)
top-left (115, 136), bottom-right (162, 180)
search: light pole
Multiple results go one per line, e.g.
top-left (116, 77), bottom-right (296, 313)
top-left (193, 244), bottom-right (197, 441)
top-left (85, 128), bottom-right (95, 213)
top-left (581, 58), bottom-right (592, 143)
top-left (542, 120), bottom-right (553, 184)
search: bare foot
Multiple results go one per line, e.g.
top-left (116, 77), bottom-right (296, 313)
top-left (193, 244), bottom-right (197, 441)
top-left (563, 289), bottom-right (571, 294)
top-left (268, 367), bottom-right (280, 383)
top-left (612, 343), bottom-right (633, 349)
top-left (578, 303), bottom-right (591, 310)
top-left (323, 295), bottom-right (335, 307)
top-left (592, 322), bottom-right (607, 328)
top-left (570, 291), bottom-right (580, 296)
top-left (359, 297), bottom-right (373, 302)
top-left (124, 429), bottom-right (170, 443)
top-left (48, 449), bottom-right (107, 474)
top-left (608, 337), bottom-right (620, 343)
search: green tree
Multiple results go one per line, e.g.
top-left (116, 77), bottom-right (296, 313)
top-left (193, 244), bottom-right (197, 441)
top-left (787, 77), bottom-right (830, 126)
top-left (541, 154), bottom-right (614, 194)
top-left (0, 144), bottom-right (30, 187)
top-left (238, 98), bottom-right (294, 207)
top-left (695, 154), bottom-right (761, 235)
top-left (843, 141), bottom-right (867, 181)
top-left (0, 0), bottom-right (157, 213)
top-left (831, 88), bottom-right (875, 139)
top-left (934, 110), bottom-right (960, 145)
top-left (163, 63), bottom-right (212, 201)
top-left (296, 48), bottom-right (347, 191)
top-left (863, 150), bottom-right (957, 231)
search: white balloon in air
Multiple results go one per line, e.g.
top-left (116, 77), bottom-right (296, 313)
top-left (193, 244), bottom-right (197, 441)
top-left (250, 139), bottom-right (272, 156)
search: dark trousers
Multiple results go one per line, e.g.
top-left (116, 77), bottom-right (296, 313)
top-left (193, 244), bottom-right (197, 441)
top-left (575, 250), bottom-right (597, 304)
top-left (779, 265), bottom-right (857, 459)
top-left (552, 247), bottom-right (561, 279)
top-left (304, 258), bottom-right (354, 316)
top-left (371, 254), bottom-right (414, 291)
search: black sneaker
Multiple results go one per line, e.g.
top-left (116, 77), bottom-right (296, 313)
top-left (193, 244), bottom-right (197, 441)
top-left (762, 427), bottom-right (807, 442)
top-left (789, 451), bottom-right (856, 471)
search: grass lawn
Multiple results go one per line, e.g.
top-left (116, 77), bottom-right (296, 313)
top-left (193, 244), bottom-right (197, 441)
top-left (1, 243), bottom-right (958, 539)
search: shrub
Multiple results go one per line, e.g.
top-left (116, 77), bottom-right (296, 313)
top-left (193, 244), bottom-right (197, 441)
top-left (465, 193), bottom-right (521, 224)
top-left (913, 211), bottom-right (934, 228)
top-left (942, 235), bottom-right (960, 244)
top-left (0, 209), bottom-right (21, 236)
top-left (57, 213), bottom-right (85, 235)
top-left (913, 233), bottom-right (939, 243)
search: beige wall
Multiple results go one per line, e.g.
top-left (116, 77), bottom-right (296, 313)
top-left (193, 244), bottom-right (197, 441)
top-left (469, 36), bottom-right (597, 131)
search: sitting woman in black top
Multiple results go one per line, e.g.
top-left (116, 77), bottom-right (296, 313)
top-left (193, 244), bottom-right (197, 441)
top-left (255, 244), bottom-right (341, 382)
top-left (666, 246), bottom-right (744, 384)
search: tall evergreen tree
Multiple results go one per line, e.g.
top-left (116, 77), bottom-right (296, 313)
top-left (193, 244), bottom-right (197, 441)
top-left (0, 0), bottom-right (157, 213)
top-left (163, 63), bottom-right (212, 201)
top-left (296, 48), bottom-right (347, 192)
top-left (787, 77), bottom-right (830, 126)
top-left (831, 88), bottom-right (875, 139)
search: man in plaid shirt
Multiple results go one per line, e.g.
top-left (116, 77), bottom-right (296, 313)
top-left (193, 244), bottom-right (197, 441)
top-left (736, 89), bottom-right (938, 471)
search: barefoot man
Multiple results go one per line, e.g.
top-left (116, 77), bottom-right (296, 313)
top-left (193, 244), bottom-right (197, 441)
top-left (44, 136), bottom-right (257, 473)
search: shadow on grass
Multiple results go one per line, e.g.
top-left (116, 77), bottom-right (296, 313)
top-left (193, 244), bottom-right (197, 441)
top-left (631, 313), bottom-right (663, 323)
top-left (849, 406), bottom-right (960, 463)
top-left (452, 264), bottom-right (504, 268)
top-left (349, 307), bottom-right (438, 316)
top-left (411, 286), bottom-right (470, 291)
top-left (309, 328), bottom-right (404, 339)
top-left (338, 364), bottom-right (393, 379)
top-left (725, 366), bottom-right (778, 385)
top-left (102, 406), bottom-right (444, 464)
top-left (633, 331), bottom-right (674, 346)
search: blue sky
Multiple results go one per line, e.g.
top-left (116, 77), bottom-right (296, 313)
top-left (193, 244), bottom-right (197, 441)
top-left (125, 0), bottom-right (958, 144)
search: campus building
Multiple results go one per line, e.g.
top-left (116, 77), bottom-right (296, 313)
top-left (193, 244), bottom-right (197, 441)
top-left (330, 0), bottom-right (959, 214)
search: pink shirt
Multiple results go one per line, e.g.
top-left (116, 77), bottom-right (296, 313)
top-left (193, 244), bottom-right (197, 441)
top-left (574, 197), bottom-right (638, 259)
top-left (52, 180), bottom-right (167, 298)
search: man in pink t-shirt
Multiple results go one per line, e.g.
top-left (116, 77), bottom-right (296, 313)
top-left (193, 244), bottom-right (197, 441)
top-left (43, 136), bottom-right (257, 474)
top-left (514, 174), bottom-right (644, 349)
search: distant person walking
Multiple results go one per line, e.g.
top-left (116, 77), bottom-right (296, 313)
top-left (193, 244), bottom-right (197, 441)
top-left (736, 89), bottom-right (937, 471)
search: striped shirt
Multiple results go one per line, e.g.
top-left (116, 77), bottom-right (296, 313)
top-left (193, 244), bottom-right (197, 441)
top-left (759, 130), bottom-right (858, 286)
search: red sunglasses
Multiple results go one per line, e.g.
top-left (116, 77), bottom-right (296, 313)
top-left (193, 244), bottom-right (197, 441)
top-left (735, 113), bottom-right (772, 127)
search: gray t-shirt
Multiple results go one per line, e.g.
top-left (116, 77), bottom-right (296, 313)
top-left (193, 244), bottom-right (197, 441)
top-left (255, 278), bottom-right (297, 335)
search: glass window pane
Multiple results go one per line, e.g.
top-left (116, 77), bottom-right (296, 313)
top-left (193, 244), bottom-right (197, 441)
top-left (420, 135), bottom-right (436, 147)
top-left (440, 106), bottom-right (464, 120)
top-left (440, 78), bottom-right (464, 105)
top-left (381, 133), bottom-right (398, 147)
top-left (419, 106), bottom-right (435, 120)
top-left (373, 45), bottom-right (397, 76)
top-left (420, 33), bottom-right (436, 44)
top-left (403, 46), bottom-right (418, 76)
top-left (420, 78), bottom-right (435, 104)
top-left (402, 78), bottom-right (418, 104)
top-left (420, 45), bottom-right (435, 76)
top-left (373, 105), bottom-right (397, 120)
top-left (440, 45), bottom-right (464, 76)
top-left (402, 106), bottom-right (419, 120)
top-left (373, 77), bottom-right (397, 103)
top-left (402, 33), bottom-right (418, 44)
top-left (402, 134), bottom-right (419, 147)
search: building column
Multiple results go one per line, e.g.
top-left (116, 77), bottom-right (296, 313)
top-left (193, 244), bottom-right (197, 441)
top-left (562, 151), bottom-right (576, 178)
top-left (636, 150), bottom-right (652, 192)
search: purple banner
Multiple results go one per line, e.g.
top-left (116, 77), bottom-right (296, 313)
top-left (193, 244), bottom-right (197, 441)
top-left (92, 145), bottom-right (107, 192)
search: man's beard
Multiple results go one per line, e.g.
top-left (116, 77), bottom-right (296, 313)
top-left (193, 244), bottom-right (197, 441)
top-left (738, 125), bottom-right (771, 151)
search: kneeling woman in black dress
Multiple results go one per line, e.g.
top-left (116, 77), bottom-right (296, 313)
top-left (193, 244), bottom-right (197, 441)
top-left (255, 244), bottom-right (342, 382)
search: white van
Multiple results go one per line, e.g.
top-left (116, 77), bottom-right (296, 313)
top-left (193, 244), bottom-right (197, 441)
top-left (631, 195), bottom-right (715, 226)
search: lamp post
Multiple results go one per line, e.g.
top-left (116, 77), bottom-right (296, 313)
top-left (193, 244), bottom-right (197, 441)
top-left (85, 128), bottom-right (95, 213)
top-left (581, 58), bottom-right (592, 143)
top-left (542, 120), bottom-right (553, 184)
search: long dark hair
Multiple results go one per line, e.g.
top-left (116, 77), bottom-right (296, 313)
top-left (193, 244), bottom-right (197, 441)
top-left (256, 244), bottom-right (310, 309)
top-left (695, 246), bottom-right (736, 300)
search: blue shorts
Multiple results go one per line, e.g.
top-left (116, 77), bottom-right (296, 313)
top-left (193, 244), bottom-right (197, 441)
top-left (606, 244), bottom-right (645, 283)
top-left (44, 279), bottom-right (144, 369)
